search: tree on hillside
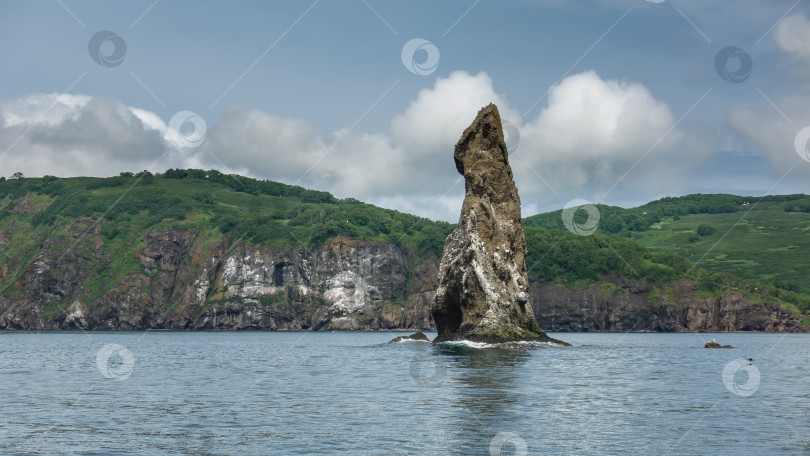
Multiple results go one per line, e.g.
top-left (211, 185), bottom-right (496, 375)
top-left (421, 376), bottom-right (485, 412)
top-left (11, 172), bottom-right (23, 180)
top-left (697, 224), bottom-right (716, 236)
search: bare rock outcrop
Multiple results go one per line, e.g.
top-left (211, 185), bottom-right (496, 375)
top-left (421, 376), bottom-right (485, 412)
top-left (531, 276), bottom-right (809, 333)
top-left (388, 331), bottom-right (430, 343)
top-left (431, 104), bottom-right (567, 344)
top-left (705, 341), bottom-right (733, 349)
top-left (11, 195), bottom-right (36, 214)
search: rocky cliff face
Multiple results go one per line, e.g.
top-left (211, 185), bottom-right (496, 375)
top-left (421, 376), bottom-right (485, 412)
top-left (0, 224), bottom-right (435, 331)
top-left (431, 104), bottom-right (557, 343)
top-left (0, 216), bottom-right (806, 333)
top-left (531, 276), bottom-right (808, 333)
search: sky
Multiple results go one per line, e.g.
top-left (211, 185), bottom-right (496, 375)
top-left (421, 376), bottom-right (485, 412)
top-left (1, 0), bottom-right (809, 222)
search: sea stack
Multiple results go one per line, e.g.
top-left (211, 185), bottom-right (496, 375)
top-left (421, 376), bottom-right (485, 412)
top-left (432, 104), bottom-right (567, 345)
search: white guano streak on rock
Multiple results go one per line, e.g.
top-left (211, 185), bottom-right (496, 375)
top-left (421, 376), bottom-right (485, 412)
top-left (324, 271), bottom-right (375, 314)
top-left (193, 268), bottom-right (209, 303)
top-left (468, 230), bottom-right (502, 323)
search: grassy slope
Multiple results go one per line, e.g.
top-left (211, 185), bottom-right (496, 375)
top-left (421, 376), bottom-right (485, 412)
top-left (630, 202), bottom-right (810, 294)
top-left (524, 195), bottom-right (810, 293)
top-left (0, 173), bottom-right (808, 316)
top-left (524, 194), bottom-right (810, 295)
top-left (0, 172), bottom-right (455, 254)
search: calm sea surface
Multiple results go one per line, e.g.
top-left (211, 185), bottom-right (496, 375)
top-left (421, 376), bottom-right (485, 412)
top-left (0, 331), bottom-right (808, 455)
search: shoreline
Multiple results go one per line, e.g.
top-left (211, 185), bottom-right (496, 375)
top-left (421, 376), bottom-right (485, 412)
top-left (0, 328), bottom-right (806, 334)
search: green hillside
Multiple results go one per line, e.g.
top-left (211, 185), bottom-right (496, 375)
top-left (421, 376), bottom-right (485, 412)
top-left (1, 172), bottom-right (808, 315)
top-left (630, 203), bottom-right (810, 295)
top-left (524, 193), bottom-right (810, 297)
top-left (0, 169), bottom-right (455, 257)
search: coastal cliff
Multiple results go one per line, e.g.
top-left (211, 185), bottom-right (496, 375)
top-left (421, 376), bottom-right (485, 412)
top-left (0, 225), bottom-right (435, 331)
top-left (0, 173), bottom-right (807, 333)
top-left (0, 224), bottom-right (806, 332)
top-left (531, 276), bottom-right (808, 333)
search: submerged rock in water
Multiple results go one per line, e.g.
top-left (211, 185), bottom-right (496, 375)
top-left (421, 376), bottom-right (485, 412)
top-left (431, 104), bottom-right (568, 346)
top-left (388, 331), bottom-right (430, 343)
top-left (705, 341), bottom-right (734, 349)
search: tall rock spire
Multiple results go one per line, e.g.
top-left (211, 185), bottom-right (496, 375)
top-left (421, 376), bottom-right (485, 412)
top-left (431, 104), bottom-right (567, 345)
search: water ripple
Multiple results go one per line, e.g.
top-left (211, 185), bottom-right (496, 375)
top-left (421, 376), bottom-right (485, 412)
top-left (0, 331), bottom-right (807, 455)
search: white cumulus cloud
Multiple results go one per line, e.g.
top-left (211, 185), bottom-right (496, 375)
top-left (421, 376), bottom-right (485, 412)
top-left (514, 70), bottom-right (704, 207)
top-left (0, 93), bottom-right (91, 128)
top-left (202, 71), bottom-right (522, 218)
top-left (0, 94), bottom-right (181, 177)
top-left (0, 70), bottom-right (717, 220)
top-left (390, 71), bottom-right (522, 157)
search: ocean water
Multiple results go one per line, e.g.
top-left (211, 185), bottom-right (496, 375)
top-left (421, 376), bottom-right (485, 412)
top-left (0, 331), bottom-right (808, 455)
